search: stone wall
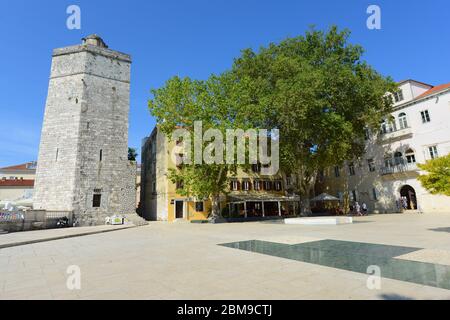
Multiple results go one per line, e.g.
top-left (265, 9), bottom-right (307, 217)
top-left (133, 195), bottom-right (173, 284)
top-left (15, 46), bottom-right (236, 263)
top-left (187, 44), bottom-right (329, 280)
top-left (34, 37), bottom-right (135, 226)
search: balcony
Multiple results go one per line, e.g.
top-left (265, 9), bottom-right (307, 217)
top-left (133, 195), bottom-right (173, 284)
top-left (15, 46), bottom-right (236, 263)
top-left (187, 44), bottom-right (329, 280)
top-left (380, 163), bottom-right (419, 176)
top-left (380, 127), bottom-right (413, 143)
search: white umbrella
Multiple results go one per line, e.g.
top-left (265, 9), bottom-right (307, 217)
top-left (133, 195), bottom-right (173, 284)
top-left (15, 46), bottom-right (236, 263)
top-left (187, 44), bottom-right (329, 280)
top-left (311, 193), bottom-right (340, 202)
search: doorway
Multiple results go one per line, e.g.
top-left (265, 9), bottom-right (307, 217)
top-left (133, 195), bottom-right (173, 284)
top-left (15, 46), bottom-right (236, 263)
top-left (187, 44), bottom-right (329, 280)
top-left (175, 201), bottom-right (184, 219)
top-left (400, 185), bottom-right (418, 210)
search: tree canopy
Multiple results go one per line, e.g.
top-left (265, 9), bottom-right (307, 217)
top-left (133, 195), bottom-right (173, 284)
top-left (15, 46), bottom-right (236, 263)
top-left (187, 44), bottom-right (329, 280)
top-left (230, 26), bottom-right (396, 212)
top-left (418, 154), bottom-right (450, 196)
top-left (148, 26), bottom-right (396, 217)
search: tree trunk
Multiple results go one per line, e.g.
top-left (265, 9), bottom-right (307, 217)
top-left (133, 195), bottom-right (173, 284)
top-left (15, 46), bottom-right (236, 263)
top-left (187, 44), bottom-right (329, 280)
top-left (296, 168), bottom-right (317, 217)
top-left (209, 193), bottom-right (221, 222)
top-left (300, 188), bottom-right (313, 216)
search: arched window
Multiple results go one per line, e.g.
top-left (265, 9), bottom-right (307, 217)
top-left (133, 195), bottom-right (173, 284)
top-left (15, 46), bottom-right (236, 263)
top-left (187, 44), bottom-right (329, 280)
top-left (399, 113), bottom-right (408, 129)
top-left (394, 152), bottom-right (404, 165)
top-left (405, 149), bottom-right (416, 164)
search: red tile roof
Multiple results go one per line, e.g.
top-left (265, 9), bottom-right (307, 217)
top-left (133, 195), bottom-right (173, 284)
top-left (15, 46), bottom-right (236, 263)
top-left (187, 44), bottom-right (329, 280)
top-left (0, 179), bottom-right (34, 187)
top-left (0, 162), bottom-right (36, 171)
top-left (415, 83), bottom-right (450, 100)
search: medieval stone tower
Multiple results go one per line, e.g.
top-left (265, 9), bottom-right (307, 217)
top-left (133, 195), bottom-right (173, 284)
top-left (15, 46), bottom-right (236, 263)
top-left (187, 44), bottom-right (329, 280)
top-left (34, 35), bottom-right (136, 226)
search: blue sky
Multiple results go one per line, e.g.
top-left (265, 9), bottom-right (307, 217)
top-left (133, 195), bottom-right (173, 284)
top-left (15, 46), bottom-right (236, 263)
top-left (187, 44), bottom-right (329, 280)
top-left (0, 0), bottom-right (449, 167)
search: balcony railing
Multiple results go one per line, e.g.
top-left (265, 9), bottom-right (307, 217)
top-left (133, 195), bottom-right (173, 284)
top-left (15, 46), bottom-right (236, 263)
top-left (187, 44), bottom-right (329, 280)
top-left (380, 126), bottom-right (413, 142)
top-left (380, 163), bottom-right (418, 176)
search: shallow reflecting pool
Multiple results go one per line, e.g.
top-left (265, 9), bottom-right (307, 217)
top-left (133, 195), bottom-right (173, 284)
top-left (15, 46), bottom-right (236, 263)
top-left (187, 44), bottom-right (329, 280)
top-left (219, 240), bottom-right (450, 290)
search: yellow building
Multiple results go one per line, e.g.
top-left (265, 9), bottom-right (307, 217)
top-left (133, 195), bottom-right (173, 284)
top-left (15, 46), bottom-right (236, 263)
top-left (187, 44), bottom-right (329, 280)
top-left (139, 127), bottom-right (299, 222)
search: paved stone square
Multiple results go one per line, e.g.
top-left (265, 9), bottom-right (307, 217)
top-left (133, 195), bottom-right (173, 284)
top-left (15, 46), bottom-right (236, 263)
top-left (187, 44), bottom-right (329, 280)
top-left (2, 213), bottom-right (450, 300)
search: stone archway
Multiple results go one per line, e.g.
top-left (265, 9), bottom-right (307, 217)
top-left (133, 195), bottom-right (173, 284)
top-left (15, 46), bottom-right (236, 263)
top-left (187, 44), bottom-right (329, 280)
top-left (400, 185), bottom-right (418, 210)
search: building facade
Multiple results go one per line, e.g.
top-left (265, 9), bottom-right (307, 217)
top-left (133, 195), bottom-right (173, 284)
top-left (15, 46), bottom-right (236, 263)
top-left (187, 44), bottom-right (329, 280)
top-left (139, 127), bottom-right (299, 222)
top-left (33, 35), bottom-right (136, 226)
top-left (318, 80), bottom-right (450, 213)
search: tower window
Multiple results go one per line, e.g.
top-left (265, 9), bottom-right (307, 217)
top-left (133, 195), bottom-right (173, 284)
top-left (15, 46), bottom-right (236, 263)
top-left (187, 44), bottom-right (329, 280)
top-left (56, 148), bottom-right (59, 162)
top-left (93, 194), bottom-right (102, 208)
top-left (100, 149), bottom-right (103, 162)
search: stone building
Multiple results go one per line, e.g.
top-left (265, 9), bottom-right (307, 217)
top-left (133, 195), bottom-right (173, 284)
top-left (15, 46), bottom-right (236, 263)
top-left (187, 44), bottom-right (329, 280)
top-left (33, 35), bottom-right (137, 226)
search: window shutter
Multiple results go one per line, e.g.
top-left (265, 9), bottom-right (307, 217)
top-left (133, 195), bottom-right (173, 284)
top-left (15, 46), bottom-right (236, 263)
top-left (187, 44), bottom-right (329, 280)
top-left (248, 181), bottom-right (252, 191)
top-left (230, 181), bottom-right (234, 190)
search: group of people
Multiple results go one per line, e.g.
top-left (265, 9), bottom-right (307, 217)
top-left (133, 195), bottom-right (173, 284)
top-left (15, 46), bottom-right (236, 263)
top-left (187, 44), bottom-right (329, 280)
top-left (350, 202), bottom-right (368, 216)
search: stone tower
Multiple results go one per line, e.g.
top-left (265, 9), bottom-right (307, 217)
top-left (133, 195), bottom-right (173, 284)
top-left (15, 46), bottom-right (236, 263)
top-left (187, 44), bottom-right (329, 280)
top-left (34, 35), bottom-right (136, 226)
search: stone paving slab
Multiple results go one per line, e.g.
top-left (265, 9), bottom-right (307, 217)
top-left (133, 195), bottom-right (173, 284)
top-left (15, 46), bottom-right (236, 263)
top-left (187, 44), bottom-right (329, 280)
top-left (2, 214), bottom-right (450, 300)
top-left (395, 249), bottom-right (450, 266)
top-left (0, 225), bottom-right (136, 249)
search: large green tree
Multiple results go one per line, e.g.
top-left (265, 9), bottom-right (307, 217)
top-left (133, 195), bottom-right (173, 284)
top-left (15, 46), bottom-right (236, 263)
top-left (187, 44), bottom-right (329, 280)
top-left (418, 154), bottom-right (450, 196)
top-left (230, 26), bottom-right (397, 213)
top-left (149, 74), bottom-right (259, 220)
top-left (149, 26), bottom-right (396, 218)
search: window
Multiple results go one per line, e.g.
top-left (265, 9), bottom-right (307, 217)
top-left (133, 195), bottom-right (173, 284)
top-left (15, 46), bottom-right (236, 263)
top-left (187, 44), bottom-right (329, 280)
top-left (421, 110), bottom-right (431, 123)
top-left (242, 180), bottom-right (251, 191)
top-left (364, 128), bottom-right (370, 140)
top-left (348, 162), bottom-right (356, 176)
top-left (334, 166), bottom-right (340, 178)
top-left (384, 155), bottom-right (393, 168)
top-left (55, 148), bottom-right (59, 162)
top-left (380, 119), bottom-right (396, 134)
top-left (398, 113), bottom-right (408, 129)
top-left (372, 188), bottom-right (378, 201)
top-left (230, 180), bottom-right (239, 191)
top-left (93, 194), bottom-right (102, 208)
top-left (254, 180), bottom-right (261, 191)
top-left (429, 146), bottom-right (439, 159)
top-left (176, 180), bottom-right (184, 190)
top-left (405, 149), bottom-right (416, 164)
top-left (351, 190), bottom-right (357, 202)
top-left (100, 149), bottom-right (103, 162)
top-left (264, 181), bottom-right (272, 191)
top-left (286, 177), bottom-right (291, 186)
top-left (195, 202), bottom-right (204, 212)
top-left (367, 159), bottom-right (376, 172)
top-left (393, 90), bottom-right (404, 103)
top-left (274, 181), bottom-right (282, 191)
top-left (252, 163), bottom-right (262, 173)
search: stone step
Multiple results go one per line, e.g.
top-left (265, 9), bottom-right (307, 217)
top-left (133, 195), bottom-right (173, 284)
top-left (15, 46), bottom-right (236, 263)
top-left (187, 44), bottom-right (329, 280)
top-left (123, 214), bottom-right (149, 227)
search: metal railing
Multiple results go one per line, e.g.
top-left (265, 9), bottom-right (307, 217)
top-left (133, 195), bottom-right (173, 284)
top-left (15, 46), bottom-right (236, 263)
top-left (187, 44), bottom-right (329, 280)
top-left (381, 163), bottom-right (418, 175)
top-left (0, 212), bottom-right (25, 223)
